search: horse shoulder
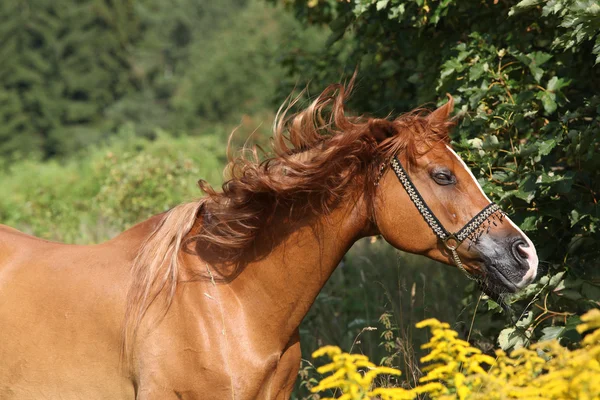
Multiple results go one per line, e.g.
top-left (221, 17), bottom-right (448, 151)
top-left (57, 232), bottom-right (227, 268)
top-left (131, 276), bottom-right (301, 400)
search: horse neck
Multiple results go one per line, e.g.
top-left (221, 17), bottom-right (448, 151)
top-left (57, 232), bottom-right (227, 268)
top-left (215, 192), bottom-right (372, 340)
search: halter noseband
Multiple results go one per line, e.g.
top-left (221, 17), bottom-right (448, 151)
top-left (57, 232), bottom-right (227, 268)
top-left (386, 155), bottom-right (503, 280)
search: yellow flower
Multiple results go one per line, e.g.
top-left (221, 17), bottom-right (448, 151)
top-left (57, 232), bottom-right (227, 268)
top-left (310, 309), bottom-right (600, 400)
top-left (312, 345), bottom-right (342, 359)
top-left (415, 318), bottom-right (450, 329)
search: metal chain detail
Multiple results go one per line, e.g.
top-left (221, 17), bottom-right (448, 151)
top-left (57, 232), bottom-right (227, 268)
top-left (451, 248), bottom-right (478, 281)
top-left (455, 203), bottom-right (501, 242)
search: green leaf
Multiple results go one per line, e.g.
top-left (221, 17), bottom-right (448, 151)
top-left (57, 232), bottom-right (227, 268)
top-left (565, 315), bottom-right (582, 331)
top-left (469, 63), bottom-right (485, 81)
top-left (539, 326), bottom-right (564, 341)
top-left (514, 51), bottom-right (552, 82)
top-left (516, 311), bottom-right (534, 328)
top-left (532, 51), bottom-right (553, 68)
top-left (509, 0), bottom-right (544, 16)
top-left (549, 271), bottom-right (566, 288)
top-left (520, 216), bottom-right (538, 231)
top-left (376, 0), bottom-right (389, 11)
top-left (482, 135), bottom-right (500, 149)
top-left (487, 299), bottom-right (501, 311)
top-left (515, 188), bottom-right (535, 203)
top-left (388, 4), bottom-right (405, 18)
top-left (540, 91), bottom-right (557, 114)
top-left (569, 209), bottom-right (589, 227)
top-left (547, 76), bottom-right (570, 92)
top-left (556, 289), bottom-right (583, 301)
top-left (498, 327), bottom-right (528, 351)
top-left (468, 138), bottom-right (484, 149)
top-left (538, 139), bottom-right (557, 156)
top-left (582, 282), bottom-right (600, 300)
top-left (530, 64), bottom-right (544, 83)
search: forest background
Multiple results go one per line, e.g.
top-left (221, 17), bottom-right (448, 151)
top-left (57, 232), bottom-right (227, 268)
top-left (0, 0), bottom-right (598, 397)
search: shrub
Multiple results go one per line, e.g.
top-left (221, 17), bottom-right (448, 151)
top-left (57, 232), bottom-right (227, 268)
top-left (311, 309), bottom-right (600, 399)
top-left (0, 129), bottom-right (225, 243)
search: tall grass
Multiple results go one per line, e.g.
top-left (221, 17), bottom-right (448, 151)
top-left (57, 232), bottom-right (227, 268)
top-left (295, 239), bottom-right (472, 399)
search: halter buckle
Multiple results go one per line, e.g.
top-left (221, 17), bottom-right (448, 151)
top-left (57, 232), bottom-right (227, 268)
top-left (443, 234), bottom-right (461, 251)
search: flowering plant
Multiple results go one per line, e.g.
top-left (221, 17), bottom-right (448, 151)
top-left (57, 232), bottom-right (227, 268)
top-left (311, 309), bottom-right (600, 399)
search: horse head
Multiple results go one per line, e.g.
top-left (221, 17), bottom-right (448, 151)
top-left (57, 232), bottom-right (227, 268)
top-left (370, 97), bottom-right (538, 298)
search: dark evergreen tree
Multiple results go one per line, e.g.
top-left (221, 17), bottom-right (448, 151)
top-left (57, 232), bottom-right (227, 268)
top-left (0, 0), bottom-right (139, 161)
top-left (0, 0), bottom-right (322, 163)
top-left (104, 0), bottom-right (250, 137)
top-left (171, 0), bottom-right (325, 130)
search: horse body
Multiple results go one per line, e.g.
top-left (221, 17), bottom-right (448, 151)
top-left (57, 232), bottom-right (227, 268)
top-left (0, 194), bottom-right (366, 399)
top-left (0, 79), bottom-right (539, 399)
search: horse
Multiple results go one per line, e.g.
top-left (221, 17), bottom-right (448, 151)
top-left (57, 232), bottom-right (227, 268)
top-left (0, 79), bottom-right (538, 399)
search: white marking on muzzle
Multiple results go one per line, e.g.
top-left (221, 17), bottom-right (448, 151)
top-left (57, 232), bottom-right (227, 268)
top-left (446, 146), bottom-right (539, 287)
top-left (504, 217), bottom-right (539, 287)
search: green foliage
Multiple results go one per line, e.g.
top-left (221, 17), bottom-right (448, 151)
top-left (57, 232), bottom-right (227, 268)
top-left (94, 131), bottom-right (224, 228)
top-left (0, 129), bottom-right (224, 243)
top-left (284, 0), bottom-right (600, 380)
top-left (510, 0), bottom-right (600, 64)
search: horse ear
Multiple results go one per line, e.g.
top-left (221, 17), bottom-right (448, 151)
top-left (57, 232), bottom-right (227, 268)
top-left (427, 94), bottom-right (454, 123)
top-left (369, 118), bottom-right (397, 142)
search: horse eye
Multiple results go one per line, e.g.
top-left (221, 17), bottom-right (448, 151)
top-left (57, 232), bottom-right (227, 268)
top-left (431, 170), bottom-right (456, 185)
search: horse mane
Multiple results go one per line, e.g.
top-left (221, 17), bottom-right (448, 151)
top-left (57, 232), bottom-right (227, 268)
top-left (122, 76), bottom-right (454, 359)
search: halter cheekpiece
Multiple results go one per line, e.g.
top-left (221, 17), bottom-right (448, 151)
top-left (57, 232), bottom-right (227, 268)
top-left (387, 155), bottom-right (504, 280)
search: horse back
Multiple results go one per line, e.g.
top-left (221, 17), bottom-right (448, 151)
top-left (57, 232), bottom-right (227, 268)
top-left (0, 224), bottom-right (41, 263)
top-left (0, 224), bottom-right (136, 399)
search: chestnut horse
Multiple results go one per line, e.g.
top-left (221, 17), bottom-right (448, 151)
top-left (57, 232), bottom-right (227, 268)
top-left (0, 81), bottom-right (538, 399)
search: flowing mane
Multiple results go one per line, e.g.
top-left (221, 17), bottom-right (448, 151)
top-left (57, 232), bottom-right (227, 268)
top-left (122, 77), bottom-right (454, 358)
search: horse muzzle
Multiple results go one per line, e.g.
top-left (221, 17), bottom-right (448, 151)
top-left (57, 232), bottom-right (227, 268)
top-left (472, 234), bottom-right (539, 294)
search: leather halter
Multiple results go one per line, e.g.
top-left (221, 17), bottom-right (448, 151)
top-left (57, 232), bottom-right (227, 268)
top-left (386, 155), bottom-right (503, 280)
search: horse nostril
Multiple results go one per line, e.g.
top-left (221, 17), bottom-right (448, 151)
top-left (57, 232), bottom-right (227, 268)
top-left (511, 239), bottom-right (529, 263)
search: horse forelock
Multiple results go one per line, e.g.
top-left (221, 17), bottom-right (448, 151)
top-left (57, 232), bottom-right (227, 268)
top-left (122, 77), bottom-right (454, 360)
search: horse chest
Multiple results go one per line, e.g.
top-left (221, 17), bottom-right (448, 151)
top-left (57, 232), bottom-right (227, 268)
top-left (134, 293), bottom-right (294, 399)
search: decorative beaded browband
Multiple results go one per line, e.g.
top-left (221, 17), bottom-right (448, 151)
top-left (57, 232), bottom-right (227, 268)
top-left (388, 155), bottom-right (504, 279)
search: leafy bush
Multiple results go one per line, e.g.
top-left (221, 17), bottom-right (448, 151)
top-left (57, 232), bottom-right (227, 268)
top-left (282, 0), bottom-right (600, 361)
top-left (0, 129), bottom-right (224, 243)
top-left (310, 309), bottom-right (600, 399)
top-left (93, 131), bottom-right (223, 229)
